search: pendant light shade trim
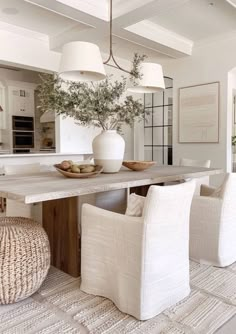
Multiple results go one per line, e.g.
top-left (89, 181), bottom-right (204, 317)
top-left (59, 41), bottom-right (106, 82)
top-left (127, 63), bottom-right (165, 94)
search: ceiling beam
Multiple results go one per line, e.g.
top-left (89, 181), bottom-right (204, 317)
top-left (123, 20), bottom-right (193, 57)
top-left (25, 0), bottom-right (193, 59)
top-left (113, 0), bottom-right (191, 29)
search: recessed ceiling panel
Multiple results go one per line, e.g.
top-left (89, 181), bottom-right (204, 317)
top-left (55, 0), bottom-right (154, 20)
top-left (112, 0), bottom-right (154, 19)
top-left (149, 0), bottom-right (236, 41)
top-left (0, 0), bottom-right (83, 36)
top-left (56, 0), bottom-right (108, 21)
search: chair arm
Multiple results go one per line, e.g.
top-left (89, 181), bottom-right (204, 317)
top-left (190, 196), bottom-right (223, 263)
top-left (82, 203), bottom-right (142, 227)
top-left (200, 184), bottom-right (217, 197)
top-left (81, 204), bottom-right (143, 273)
top-left (190, 196), bottom-right (222, 228)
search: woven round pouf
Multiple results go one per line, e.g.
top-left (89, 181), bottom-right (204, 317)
top-left (0, 217), bottom-right (50, 304)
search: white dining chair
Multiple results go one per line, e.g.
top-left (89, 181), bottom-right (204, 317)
top-left (4, 163), bottom-right (42, 222)
top-left (80, 180), bottom-right (196, 320)
top-left (190, 173), bottom-right (236, 267)
top-left (179, 158), bottom-right (211, 168)
top-left (166, 158), bottom-right (211, 194)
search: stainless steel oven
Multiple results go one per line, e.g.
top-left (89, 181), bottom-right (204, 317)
top-left (12, 116), bottom-right (34, 131)
top-left (13, 131), bottom-right (34, 149)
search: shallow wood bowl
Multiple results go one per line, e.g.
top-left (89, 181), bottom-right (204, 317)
top-left (54, 164), bottom-right (103, 178)
top-left (122, 160), bottom-right (156, 171)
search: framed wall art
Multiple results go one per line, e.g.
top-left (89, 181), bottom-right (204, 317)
top-left (179, 82), bottom-right (219, 143)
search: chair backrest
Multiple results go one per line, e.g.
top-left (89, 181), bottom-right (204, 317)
top-left (143, 180), bottom-right (196, 226)
top-left (180, 158), bottom-right (211, 168)
top-left (3, 163), bottom-right (41, 175)
top-left (142, 180), bottom-right (195, 264)
top-left (180, 158), bottom-right (211, 194)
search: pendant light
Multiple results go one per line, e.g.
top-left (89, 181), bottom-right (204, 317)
top-left (58, 0), bottom-right (165, 93)
top-left (127, 63), bottom-right (165, 93)
top-left (225, 0), bottom-right (236, 8)
top-left (59, 41), bottom-right (106, 82)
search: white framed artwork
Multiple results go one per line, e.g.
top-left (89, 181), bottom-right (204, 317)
top-left (179, 82), bottom-right (219, 143)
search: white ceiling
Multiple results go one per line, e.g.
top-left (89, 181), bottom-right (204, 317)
top-left (0, 0), bottom-right (236, 61)
top-left (0, 0), bottom-right (84, 37)
top-left (149, 0), bottom-right (236, 42)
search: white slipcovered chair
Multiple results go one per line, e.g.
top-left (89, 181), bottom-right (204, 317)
top-left (165, 158), bottom-right (211, 194)
top-left (180, 158), bottom-right (211, 194)
top-left (190, 173), bottom-right (236, 267)
top-left (180, 158), bottom-right (211, 168)
top-left (80, 180), bottom-right (196, 320)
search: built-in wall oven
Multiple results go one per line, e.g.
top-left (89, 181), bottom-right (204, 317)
top-left (13, 131), bottom-right (34, 149)
top-left (12, 116), bottom-right (34, 131)
top-left (12, 116), bottom-right (34, 151)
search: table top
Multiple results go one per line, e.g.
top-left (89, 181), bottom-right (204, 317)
top-left (0, 165), bottom-right (222, 204)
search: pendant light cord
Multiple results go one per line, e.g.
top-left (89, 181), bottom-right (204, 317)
top-left (103, 0), bottom-right (131, 74)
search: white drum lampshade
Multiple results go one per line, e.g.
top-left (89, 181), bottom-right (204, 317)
top-left (59, 41), bottom-right (106, 82)
top-left (127, 63), bottom-right (165, 93)
top-left (225, 0), bottom-right (236, 8)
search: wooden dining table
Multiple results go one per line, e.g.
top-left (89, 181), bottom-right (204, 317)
top-left (0, 165), bottom-right (222, 277)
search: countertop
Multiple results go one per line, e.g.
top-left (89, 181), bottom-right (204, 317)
top-left (0, 152), bottom-right (93, 158)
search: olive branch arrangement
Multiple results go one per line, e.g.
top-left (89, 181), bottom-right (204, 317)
top-left (37, 53), bottom-right (149, 131)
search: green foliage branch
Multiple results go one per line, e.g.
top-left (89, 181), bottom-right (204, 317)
top-left (37, 54), bottom-right (148, 131)
top-left (232, 135), bottom-right (236, 146)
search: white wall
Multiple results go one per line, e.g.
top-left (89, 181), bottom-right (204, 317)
top-left (158, 36), bottom-right (236, 185)
top-left (56, 115), bottom-right (100, 154)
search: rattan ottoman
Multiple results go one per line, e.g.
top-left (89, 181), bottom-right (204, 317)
top-left (0, 217), bottom-right (50, 304)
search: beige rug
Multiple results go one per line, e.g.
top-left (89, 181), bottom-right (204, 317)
top-left (1, 261), bottom-right (236, 334)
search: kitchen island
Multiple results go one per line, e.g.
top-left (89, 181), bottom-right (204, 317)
top-left (0, 152), bottom-right (92, 174)
top-left (0, 165), bottom-right (222, 277)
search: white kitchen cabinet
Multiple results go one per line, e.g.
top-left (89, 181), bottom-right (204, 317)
top-left (9, 87), bottom-right (35, 117)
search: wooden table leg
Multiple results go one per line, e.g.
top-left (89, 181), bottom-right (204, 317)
top-left (0, 197), bottom-right (5, 212)
top-left (42, 196), bottom-right (79, 277)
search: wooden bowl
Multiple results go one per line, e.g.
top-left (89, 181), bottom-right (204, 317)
top-left (54, 164), bottom-right (103, 178)
top-left (122, 160), bottom-right (156, 171)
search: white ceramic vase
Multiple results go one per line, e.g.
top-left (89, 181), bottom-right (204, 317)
top-left (92, 130), bottom-right (125, 173)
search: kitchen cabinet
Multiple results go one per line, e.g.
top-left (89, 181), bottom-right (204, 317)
top-left (5, 83), bottom-right (37, 152)
top-left (9, 87), bottom-right (35, 117)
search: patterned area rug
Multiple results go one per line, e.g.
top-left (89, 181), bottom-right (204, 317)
top-left (1, 261), bottom-right (236, 334)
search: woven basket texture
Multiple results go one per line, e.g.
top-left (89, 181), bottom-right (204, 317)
top-left (0, 217), bottom-right (50, 304)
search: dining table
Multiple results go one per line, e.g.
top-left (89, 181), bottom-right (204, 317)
top-left (0, 165), bottom-right (222, 277)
